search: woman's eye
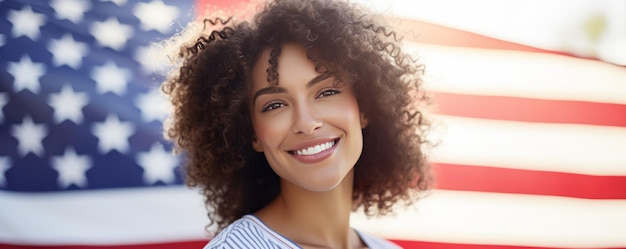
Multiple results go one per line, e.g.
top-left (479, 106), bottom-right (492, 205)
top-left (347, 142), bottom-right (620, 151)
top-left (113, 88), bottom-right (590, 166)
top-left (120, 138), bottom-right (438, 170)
top-left (318, 89), bottom-right (341, 98)
top-left (262, 102), bottom-right (285, 112)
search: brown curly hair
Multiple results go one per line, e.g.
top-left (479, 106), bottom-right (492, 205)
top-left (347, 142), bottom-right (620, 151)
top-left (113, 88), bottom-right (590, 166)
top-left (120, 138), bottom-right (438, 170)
top-left (162, 0), bottom-right (433, 232)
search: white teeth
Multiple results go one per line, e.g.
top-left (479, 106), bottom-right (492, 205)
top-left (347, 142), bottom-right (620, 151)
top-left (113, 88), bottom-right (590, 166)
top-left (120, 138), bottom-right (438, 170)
top-left (295, 141), bottom-right (335, 156)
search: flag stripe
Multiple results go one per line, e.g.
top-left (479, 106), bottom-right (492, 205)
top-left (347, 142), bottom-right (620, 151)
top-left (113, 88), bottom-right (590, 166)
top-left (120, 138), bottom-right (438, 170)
top-left (433, 163), bottom-right (626, 199)
top-left (408, 44), bottom-right (626, 105)
top-left (352, 190), bottom-right (626, 248)
top-left (3, 187), bottom-right (626, 248)
top-left (432, 92), bottom-right (626, 127)
top-left (431, 115), bottom-right (626, 176)
top-left (392, 240), bottom-right (626, 249)
top-left (0, 186), bottom-right (208, 245)
top-left (392, 17), bottom-right (557, 54)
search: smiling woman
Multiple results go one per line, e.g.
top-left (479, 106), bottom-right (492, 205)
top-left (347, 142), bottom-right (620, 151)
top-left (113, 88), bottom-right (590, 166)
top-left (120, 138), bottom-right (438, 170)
top-left (162, 0), bottom-right (433, 248)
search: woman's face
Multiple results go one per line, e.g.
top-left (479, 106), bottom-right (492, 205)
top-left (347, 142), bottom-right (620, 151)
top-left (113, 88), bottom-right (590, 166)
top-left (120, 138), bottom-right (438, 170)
top-left (250, 44), bottom-right (367, 192)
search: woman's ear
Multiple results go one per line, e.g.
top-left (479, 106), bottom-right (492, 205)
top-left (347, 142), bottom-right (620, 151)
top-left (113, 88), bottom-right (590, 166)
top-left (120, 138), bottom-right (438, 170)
top-left (360, 112), bottom-right (369, 129)
top-left (252, 137), bottom-right (264, 152)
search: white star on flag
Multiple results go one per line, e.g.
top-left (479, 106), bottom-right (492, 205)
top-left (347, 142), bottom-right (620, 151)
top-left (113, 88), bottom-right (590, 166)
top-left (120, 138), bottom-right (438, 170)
top-left (91, 61), bottom-right (132, 95)
top-left (134, 44), bottom-right (169, 75)
top-left (50, 0), bottom-right (91, 24)
top-left (90, 17), bottom-right (134, 51)
top-left (7, 5), bottom-right (46, 40)
top-left (92, 114), bottom-right (135, 154)
top-left (48, 33), bottom-right (88, 69)
top-left (136, 144), bottom-right (179, 184)
top-left (135, 89), bottom-right (169, 123)
top-left (133, 0), bottom-right (180, 34)
top-left (11, 116), bottom-right (48, 157)
top-left (0, 34), bottom-right (5, 46)
top-left (52, 147), bottom-right (92, 188)
top-left (48, 85), bottom-right (89, 124)
top-left (0, 157), bottom-right (10, 187)
top-left (7, 55), bottom-right (46, 94)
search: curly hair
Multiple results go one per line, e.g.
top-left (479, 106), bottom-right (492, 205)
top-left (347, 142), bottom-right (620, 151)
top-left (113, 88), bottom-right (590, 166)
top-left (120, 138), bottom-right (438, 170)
top-left (162, 0), bottom-right (433, 232)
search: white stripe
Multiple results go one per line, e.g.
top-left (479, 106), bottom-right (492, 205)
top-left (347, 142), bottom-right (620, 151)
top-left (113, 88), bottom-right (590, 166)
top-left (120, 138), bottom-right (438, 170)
top-left (358, 0), bottom-right (626, 65)
top-left (0, 186), bottom-right (210, 245)
top-left (2, 187), bottom-right (625, 247)
top-left (351, 190), bottom-right (626, 248)
top-left (403, 43), bottom-right (626, 104)
top-left (429, 115), bottom-right (626, 176)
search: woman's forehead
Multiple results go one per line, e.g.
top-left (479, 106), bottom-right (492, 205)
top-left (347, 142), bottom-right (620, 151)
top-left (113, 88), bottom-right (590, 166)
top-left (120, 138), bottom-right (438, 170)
top-left (251, 48), bottom-right (272, 83)
top-left (251, 44), bottom-right (319, 88)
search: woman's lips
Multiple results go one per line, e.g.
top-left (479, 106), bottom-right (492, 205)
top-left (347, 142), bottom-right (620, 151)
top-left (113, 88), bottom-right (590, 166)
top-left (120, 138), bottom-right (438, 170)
top-left (288, 138), bottom-right (339, 163)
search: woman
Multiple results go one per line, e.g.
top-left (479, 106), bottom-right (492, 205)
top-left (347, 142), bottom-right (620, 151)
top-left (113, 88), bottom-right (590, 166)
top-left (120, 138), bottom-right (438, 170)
top-left (163, 0), bottom-right (433, 248)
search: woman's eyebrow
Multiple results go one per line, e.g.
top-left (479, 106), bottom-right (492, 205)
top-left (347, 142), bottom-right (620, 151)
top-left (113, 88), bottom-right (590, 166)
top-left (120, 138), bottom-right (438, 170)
top-left (252, 73), bottom-right (333, 103)
top-left (253, 86), bottom-right (286, 103)
top-left (306, 73), bottom-right (332, 88)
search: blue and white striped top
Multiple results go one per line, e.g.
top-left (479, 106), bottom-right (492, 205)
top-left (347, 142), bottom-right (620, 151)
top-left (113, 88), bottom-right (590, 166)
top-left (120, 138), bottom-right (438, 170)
top-left (204, 215), bottom-right (401, 249)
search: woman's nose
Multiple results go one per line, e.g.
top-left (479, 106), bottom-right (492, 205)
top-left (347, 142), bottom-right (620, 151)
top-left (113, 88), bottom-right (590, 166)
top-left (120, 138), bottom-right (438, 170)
top-left (291, 103), bottom-right (323, 135)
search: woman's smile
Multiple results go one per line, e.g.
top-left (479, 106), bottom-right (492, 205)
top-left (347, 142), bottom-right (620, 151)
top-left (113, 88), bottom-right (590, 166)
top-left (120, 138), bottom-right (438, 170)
top-left (287, 138), bottom-right (340, 163)
top-left (290, 138), bottom-right (337, 156)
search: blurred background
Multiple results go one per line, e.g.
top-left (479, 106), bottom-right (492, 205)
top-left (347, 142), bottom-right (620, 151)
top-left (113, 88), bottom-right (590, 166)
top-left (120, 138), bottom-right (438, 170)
top-left (1, 0), bottom-right (624, 248)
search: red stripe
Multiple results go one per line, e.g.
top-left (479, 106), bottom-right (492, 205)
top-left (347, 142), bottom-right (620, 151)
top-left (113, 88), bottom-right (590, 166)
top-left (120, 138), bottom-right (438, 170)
top-left (195, 0), bottom-right (257, 19)
top-left (433, 163), bottom-right (626, 199)
top-left (195, 0), bottom-right (251, 10)
top-left (432, 92), bottom-right (626, 127)
top-left (393, 240), bottom-right (626, 249)
top-left (396, 18), bottom-right (584, 59)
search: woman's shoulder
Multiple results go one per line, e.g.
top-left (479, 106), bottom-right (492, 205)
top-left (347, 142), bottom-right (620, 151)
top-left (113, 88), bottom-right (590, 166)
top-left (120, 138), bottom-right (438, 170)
top-left (203, 215), bottom-right (300, 249)
top-left (356, 230), bottom-right (403, 249)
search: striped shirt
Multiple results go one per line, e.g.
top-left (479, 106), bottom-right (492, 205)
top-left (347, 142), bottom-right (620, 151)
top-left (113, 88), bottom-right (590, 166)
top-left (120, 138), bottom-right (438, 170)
top-left (204, 215), bottom-right (401, 249)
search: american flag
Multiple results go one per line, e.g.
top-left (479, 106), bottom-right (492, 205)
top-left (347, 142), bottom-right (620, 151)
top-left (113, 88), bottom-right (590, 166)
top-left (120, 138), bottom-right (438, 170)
top-left (0, 0), bottom-right (200, 247)
top-left (1, 0), bottom-right (625, 249)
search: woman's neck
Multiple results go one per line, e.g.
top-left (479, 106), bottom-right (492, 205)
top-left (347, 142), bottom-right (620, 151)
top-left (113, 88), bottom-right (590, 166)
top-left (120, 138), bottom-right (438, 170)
top-left (255, 169), bottom-right (362, 249)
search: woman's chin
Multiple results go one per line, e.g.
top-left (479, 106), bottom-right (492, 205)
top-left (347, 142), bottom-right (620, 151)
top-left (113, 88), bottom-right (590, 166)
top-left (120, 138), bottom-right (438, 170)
top-left (292, 172), bottom-right (353, 193)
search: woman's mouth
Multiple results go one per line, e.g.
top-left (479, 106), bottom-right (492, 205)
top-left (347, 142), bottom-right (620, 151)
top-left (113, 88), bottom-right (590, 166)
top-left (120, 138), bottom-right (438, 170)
top-left (288, 138), bottom-right (339, 156)
top-left (293, 139), bottom-right (336, 156)
top-left (287, 138), bottom-right (339, 164)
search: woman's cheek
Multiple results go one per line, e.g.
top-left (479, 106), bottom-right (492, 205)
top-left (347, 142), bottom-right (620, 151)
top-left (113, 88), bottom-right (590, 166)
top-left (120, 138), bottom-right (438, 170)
top-left (255, 111), bottom-right (292, 142)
